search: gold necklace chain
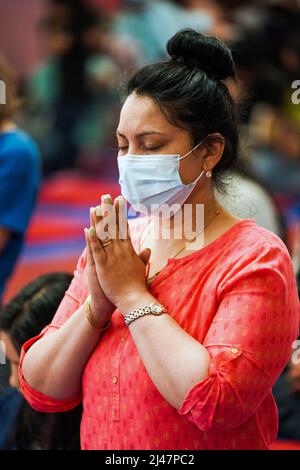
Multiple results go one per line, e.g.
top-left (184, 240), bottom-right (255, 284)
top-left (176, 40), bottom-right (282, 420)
top-left (145, 206), bottom-right (222, 284)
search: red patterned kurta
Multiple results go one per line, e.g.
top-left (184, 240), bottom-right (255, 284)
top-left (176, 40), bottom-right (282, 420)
top-left (19, 218), bottom-right (300, 449)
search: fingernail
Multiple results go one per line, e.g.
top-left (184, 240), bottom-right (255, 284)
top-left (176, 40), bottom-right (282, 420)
top-left (95, 205), bottom-right (102, 216)
top-left (117, 195), bottom-right (124, 204)
top-left (102, 194), bottom-right (112, 203)
top-left (89, 226), bottom-right (95, 237)
top-left (90, 207), bottom-right (94, 215)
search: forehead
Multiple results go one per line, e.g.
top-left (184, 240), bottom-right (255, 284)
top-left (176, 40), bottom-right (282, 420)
top-left (117, 93), bottom-right (173, 136)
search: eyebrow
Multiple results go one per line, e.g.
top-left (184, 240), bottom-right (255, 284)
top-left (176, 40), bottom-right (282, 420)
top-left (116, 130), bottom-right (166, 138)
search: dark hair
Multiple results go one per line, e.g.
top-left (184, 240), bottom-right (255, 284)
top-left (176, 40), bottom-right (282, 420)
top-left (124, 29), bottom-right (240, 193)
top-left (0, 272), bottom-right (82, 450)
top-left (0, 272), bottom-right (72, 353)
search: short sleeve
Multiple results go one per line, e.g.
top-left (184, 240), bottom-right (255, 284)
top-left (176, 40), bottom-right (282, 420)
top-left (18, 327), bottom-right (82, 413)
top-left (0, 134), bottom-right (40, 235)
top-left (19, 249), bottom-right (88, 412)
top-left (48, 248), bottom-right (88, 328)
top-left (177, 241), bottom-right (300, 432)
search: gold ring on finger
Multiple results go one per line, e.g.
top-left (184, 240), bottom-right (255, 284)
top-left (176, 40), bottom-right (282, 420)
top-left (101, 237), bottom-right (113, 248)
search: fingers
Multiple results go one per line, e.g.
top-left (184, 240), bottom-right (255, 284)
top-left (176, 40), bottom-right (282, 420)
top-left (114, 195), bottom-right (129, 241)
top-left (90, 206), bottom-right (97, 228)
top-left (84, 227), bottom-right (95, 267)
top-left (95, 195), bottom-right (115, 241)
top-left (90, 194), bottom-right (131, 249)
top-left (87, 225), bottom-right (107, 264)
top-left (95, 194), bottom-right (112, 223)
top-left (90, 207), bottom-right (109, 255)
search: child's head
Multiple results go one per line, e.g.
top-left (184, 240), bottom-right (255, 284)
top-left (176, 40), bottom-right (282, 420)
top-left (0, 272), bottom-right (72, 390)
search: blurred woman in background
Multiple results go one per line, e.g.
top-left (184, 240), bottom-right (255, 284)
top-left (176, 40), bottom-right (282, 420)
top-left (0, 53), bottom-right (40, 305)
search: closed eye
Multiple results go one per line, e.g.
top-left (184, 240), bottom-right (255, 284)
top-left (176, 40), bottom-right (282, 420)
top-left (117, 145), bottom-right (162, 152)
top-left (142, 145), bottom-right (162, 151)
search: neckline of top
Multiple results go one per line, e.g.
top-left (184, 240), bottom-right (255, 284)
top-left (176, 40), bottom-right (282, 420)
top-left (146, 218), bottom-right (257, 287)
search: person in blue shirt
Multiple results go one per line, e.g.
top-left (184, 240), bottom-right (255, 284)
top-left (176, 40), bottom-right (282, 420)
top-left (0, 53), bottom-right (40, 303)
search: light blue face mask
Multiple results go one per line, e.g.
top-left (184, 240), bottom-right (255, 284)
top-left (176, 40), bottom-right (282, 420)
top-left (117, 139), bottom-right (206, 216)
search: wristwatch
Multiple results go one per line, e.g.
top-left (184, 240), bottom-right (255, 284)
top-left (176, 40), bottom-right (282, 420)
top-left (124, 302), bottom-right (167, 326)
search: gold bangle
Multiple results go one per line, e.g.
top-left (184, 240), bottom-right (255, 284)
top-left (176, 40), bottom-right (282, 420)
top-left (85, 295), bottom-right (111, 332)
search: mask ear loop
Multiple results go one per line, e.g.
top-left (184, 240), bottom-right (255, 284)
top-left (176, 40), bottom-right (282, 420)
top-left (178, 137), bottom-right (207, 161)
top-left (178, 137), bottom-right (207, 184)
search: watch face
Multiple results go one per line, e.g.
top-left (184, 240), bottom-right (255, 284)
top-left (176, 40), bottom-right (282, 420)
top-left (151, 303), bottom-right (164, 314)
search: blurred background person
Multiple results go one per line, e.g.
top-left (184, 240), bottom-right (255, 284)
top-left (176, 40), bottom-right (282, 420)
top-left (0, 53), bottom-right (40, 305)
top-left (272, 219), bottom-right (300, 443)
top-left (22, 0), bottom-right (122, 176)
top-left (111, 0), bottom-right (233, 67)
top-left (215, 166), bottom-right (285, 238)
top-left (228, 0), bottom-right (300, 269)
top-left (229, 0), bottom-right (300, 195)
top-left (0, 272), bottom-right (82, 449)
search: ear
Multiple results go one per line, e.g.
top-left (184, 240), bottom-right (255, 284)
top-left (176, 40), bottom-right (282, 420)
top-left (202, 133), bottom-right (225, 172)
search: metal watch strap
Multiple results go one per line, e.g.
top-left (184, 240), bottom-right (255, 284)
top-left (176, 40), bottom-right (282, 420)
top-left (124, 302), bottom-right (167, 326)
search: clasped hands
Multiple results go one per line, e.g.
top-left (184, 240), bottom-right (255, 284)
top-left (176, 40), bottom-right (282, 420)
top-left (84, 194), bottom-right (152, 325)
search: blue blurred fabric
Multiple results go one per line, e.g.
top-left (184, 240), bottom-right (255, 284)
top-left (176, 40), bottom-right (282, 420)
top-left (0, 386), bottom-right (23, 449)
top-left (0, 129), bottom-right (40, 300)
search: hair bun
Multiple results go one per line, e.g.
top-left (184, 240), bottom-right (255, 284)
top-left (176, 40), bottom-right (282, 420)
top-left (167, 28), bottom-right (235, 81)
